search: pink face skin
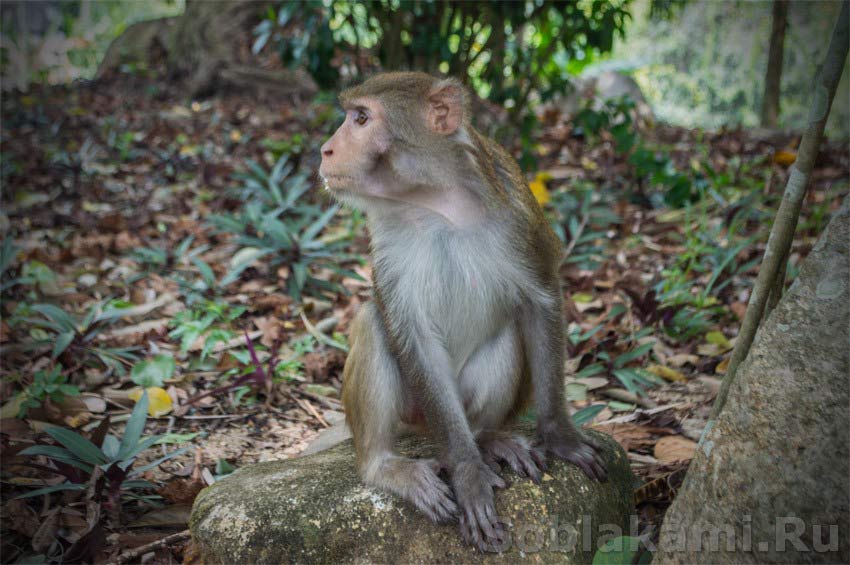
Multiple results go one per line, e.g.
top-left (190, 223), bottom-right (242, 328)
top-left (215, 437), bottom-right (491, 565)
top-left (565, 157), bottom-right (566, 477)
top-left (318, 98), bottom-right (392, 197)
top-left (318, 86), bottom-right (481, 226)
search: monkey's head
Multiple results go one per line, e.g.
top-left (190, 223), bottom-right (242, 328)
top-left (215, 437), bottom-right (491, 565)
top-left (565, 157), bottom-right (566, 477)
top-left (319, 72), bottom-right (474, 208)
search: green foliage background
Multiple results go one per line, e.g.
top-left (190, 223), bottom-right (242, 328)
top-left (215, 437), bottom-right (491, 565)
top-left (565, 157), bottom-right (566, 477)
top-left (2, 0), bottom-right (848, 138)
top-left (610, 0), bottom-right (850, 139)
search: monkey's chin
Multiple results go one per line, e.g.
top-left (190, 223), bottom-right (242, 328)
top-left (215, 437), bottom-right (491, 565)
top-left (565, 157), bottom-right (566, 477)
top-left (320, 173), bottom-right (357, 192)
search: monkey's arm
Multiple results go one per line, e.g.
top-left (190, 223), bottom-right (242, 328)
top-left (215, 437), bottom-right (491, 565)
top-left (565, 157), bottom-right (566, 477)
top-left (391, 327), bottom-right (508, 550)
top-left (518, 298), bottom-right (608, 482)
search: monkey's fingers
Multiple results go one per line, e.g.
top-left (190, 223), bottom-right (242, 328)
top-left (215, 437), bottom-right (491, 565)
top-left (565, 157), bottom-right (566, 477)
top-left (482, 452), bottom-right (503, 475)
top-left (482, 464), bottom-right (507, 490)
top-left (502, 443), bottom-right (543, 484)
top-left (413, 484), bottom-right (457, 523)
top-left (484, 436), bottom-right (547, 484)
top-left (548, 442), bottom-right (608, 483)
top-left (581, 436), bottom-right (609, 482)
top-left (530, 446), bottom-right (548, 473)
top-left (459, 505), bottom-right (506, 552)
top-left (409, 461), bottom-right (459, 522)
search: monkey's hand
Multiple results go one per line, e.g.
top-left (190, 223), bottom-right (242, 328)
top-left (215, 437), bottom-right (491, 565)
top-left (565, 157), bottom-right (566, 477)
top-left (539, 422), bottom-right (608, 482)
top-left (452, 458), bottom-right (507, 552)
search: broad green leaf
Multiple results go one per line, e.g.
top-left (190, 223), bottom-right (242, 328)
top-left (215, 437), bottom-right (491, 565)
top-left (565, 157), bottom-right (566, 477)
top-left (174, 235), bottom-right (195, 259)
top-left (123, 434), bottom-right (163, 460)
top-left (121, 479), bottom-right (157, 490)
top-left (131, 354), bottom-right (176, 388)
top-left (52, 332), bottom-right (74, 359)
top-left (44, 427), bottom-right (107, 465)
top-left (566, 382), bottom-right (587, 402)
top-left (19, 445), bottom-right (94, 473)
top-left (613, 342), bottom-right (655, 368)
top-left (574, 363), bottom-right (606, 378)
top-left (301, 205), bottom-right (339, 244)
top-left (612, 369), bottom-right (655, 396)
top-left (102, 435), bottom-right (120, 459)
top-left (32, 304), bottom-right (76, 332)
top-left (118, 391), bottom-right (149, 460)
top-left (572, 292), bottom-right (595, 304)
top-left (15, 483), bottom-right (87, 499)
top-left (0, 238), bottom-right (15, 276)
top-left (572, 404), bottom-right (605, 426)
top-left (155, 432), bottom-right (200, 444)
top-left (191, 257), bottom-right (216, 286)
top-left (131, 446), bottom-right (191, 476)
top-left (705, 330), bottom-right (731, 349)
top-left (592, 535), bottom-right (643, 564)
top-left (608, 400), bottom-right (636, 412)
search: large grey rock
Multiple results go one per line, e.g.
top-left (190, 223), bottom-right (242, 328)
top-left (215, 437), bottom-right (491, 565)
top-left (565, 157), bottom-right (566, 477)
top-left (657, 199), bottom-right (849, 563)
top-left (190, 424), bottom-right (634, 563)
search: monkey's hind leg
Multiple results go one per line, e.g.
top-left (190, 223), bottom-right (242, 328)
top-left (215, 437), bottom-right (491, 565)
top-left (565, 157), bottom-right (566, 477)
top-left (341, 303), bottom-right (457, 523)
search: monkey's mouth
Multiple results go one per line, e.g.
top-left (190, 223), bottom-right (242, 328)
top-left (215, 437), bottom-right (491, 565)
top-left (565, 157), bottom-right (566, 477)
top-left (320, 174), bottom-right (356, 191)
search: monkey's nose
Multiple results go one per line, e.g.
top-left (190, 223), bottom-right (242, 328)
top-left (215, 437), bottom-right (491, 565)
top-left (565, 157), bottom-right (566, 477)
top-left (321, 142), bottom-right (333, 158)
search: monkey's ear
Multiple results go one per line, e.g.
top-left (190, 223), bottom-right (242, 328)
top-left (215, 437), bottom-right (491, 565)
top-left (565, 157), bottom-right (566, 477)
top-left (426, 82), bottom-right (464, 135)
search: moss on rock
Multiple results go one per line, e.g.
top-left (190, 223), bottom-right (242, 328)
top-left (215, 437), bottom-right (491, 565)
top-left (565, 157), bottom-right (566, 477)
top-left (190, 424), bottom-right (634, 563)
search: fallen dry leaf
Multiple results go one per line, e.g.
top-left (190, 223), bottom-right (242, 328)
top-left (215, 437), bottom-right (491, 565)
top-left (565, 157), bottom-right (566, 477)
top-left (773, 149), bottom-right (796, 166)
top-left (667, 353), bottom-right (699, 367)
top-left (646, 364), bottom-right (687, 382)
top-left (129, 387), bottom-right (173, 417)
top-left (654, 435), bottom-right (697, 463)
top-left (255, 316), bottom-right (286, 348)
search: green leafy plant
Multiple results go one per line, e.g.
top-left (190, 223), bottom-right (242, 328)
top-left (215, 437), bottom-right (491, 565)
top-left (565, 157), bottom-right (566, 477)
top-left (574, 95), bottom-right (706, 207)
top-left (168, 300), bottom-right (245, 359)
top-left (256, 1), bottom-right (631, 121)
top-left (17, 365), bottom-right (80, 418)
top-left (130, 235), bottom-right (207, 277)
top-left (209, 155), bottom-right (360, 302)
top-left (568, 307), bottom-right (663, 396)
top-left (17, 392), bottom-right (190, 511)
top-left (130, 354), bottom-right (176, 388)
top-left (654, 203), bottom-right (758, 330)
top-left (0, 238), bottom-right (31, 293)
top-left (574, 95), bottom-right (638, 152)
top-left (549, 183), bottom-right (622, 271)
top-left (592, 535), bottom-right (649, 564)
top-left (19, 301), bottom-right (140, 374)
top-left (184, 331), bottom-right (274, 409)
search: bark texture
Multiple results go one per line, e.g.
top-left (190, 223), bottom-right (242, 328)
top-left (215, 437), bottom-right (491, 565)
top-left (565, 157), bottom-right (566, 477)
top-left (190, 425), bottom-right (635, 563)
top-left (96, 0), bottom-right (316, 98)
top-left (761, 0), bottom-right (788, 127)
top-left (657, 199), bottom-right (849, 563)
top-left (714, 3), bottom-right (849, 416)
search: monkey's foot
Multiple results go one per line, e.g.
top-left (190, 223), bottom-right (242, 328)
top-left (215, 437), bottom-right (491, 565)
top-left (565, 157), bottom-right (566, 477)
top-left (398, 458), bottom-right (458, 523)
top-left (452, 459), bottom-right (507, 552)
top-left (478, 433), bottom-right (546, 484)
top-left (541, 428), bottom-right (608, 482)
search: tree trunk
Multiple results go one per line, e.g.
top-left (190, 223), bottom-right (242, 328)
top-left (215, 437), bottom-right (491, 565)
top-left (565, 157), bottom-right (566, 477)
top-left (713, 1), bottom-right (848, 418)
top-left (96, 0), bottom-right (316, 98)
top-left (761, 0), bottom-right (788, 127)
top-left (656, 198), bottom-right (849, 563)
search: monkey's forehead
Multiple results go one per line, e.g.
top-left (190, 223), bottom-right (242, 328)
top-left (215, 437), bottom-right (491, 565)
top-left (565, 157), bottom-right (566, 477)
top-left (339, 72), bottom-right (439, 104)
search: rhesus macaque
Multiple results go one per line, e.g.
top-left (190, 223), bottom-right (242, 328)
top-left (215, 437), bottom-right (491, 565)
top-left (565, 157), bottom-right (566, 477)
top-left (319, 72), bottom-right (607, 551)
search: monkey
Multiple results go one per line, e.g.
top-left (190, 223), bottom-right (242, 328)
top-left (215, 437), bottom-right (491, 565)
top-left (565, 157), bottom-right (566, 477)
top-left (318, 72), bottom-right (607, 551)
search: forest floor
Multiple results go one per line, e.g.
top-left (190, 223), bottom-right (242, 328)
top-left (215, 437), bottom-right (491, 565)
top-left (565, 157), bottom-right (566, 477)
top-left (1, 75), bottom-right (847, 563)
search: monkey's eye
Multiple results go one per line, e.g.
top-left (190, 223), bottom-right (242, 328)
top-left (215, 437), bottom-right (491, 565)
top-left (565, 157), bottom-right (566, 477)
top-left (354, 110), bottom-right (368, 126)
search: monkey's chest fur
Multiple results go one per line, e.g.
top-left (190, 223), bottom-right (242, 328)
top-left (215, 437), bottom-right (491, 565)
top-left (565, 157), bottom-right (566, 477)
top-left (371, 215), bottom-right (543, 414)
